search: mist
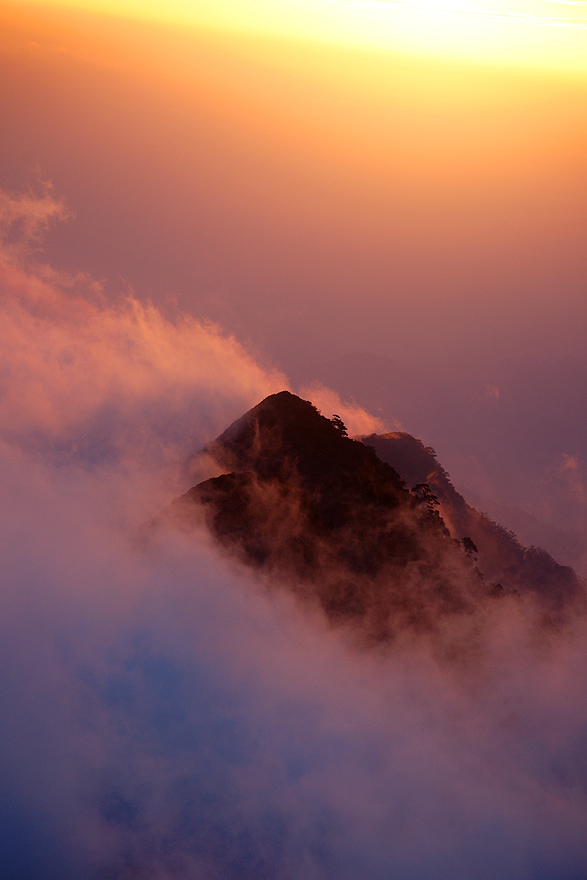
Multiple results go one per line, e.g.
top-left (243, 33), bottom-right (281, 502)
top-left (4, 468), bottom-right (587, 880)
top-left (1, 186), bottom-right (587, 879)
top-left (2, 3), bottom-right (586, 575)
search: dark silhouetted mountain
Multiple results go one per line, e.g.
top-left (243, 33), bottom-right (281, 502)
top-left (152, 392), bottom-right (551, 646)
top-left (361, 432), bottom-right (584, 609)
top-left (149, 392), bottom-right (586, 648)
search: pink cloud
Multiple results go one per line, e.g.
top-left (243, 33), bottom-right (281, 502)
top-left (0, 177), bottom-right (71, 258)
top-left (0, 189), bottom-right (288, 486)
top-left (298, 381), bottom-right (387, 436)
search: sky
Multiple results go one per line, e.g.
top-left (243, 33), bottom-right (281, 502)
top-left (1, 1), bottom-right (587, 876)
top-left (1, 0), bottom-right (586, 551)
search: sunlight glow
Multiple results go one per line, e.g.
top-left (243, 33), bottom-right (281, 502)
top-left (20, 0), bottom-right (587, 70)
top-left (329, 0), bottom-right (587, 66)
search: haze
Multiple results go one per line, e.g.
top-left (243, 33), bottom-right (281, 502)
top-left (3, 0), bottom-right (586, 552)
top-left (1, 1), bottom-right (587, 876)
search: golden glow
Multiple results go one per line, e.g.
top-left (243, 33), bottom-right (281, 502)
top-left (19, 0), bottom-right (587, 71)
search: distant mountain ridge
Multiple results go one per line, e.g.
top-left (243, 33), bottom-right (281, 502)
top-left (455, 489), bottom-right (587, 580)
top-left (152, 392), bottom-right (584, 644)
top-left (362, 432), bottom-right (583, 609)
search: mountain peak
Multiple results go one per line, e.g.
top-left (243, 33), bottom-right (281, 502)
top-left (154, 392), bottom-right (493, 645)
top-left (151, 393), bottom-right (584, 646)
top-left (206, 390), bottom-right (406, 498)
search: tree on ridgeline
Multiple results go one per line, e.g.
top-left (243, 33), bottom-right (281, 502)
top-left (330, 414), bottom-right (348, 437)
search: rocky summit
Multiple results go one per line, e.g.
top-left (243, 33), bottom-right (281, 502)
top-left (155, 391), bottom-right (567, 645)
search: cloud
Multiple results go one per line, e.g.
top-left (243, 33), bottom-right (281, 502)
top-left (298, 381), bottom-right (387, 436)
top-left (3, 462), bottom-right (587, 879)
top-left (1, 186), bottom-right (587, 879)
top-left (0, 193), bottom-right (289, 519)
top-left (0, 176), bottom-right (71, 258)
top-left (558, 453), bottom-right (587, 506)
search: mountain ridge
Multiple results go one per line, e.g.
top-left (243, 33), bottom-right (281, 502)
top-left (147, 391), bottom-right (586, 652)
top-left (361, 431), bottom-right (584, 609)
top-left (152, 391), bottom-right (581, 647)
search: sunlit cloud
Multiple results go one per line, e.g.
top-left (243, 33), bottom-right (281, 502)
top-left (0, 185), bottom-right (291, 528)
top-left (298, 381), bottom-right (388, 435)
top-left (0, 177), bottom-right (71, 257)
top-left (346, 0), bottom-right (587, 28)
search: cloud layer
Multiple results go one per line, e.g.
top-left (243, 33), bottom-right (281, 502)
top-left (1, 189), bottom-right (587, 879)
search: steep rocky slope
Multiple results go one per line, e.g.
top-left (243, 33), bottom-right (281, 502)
top-left (361, 431), bottom-right (584, 610)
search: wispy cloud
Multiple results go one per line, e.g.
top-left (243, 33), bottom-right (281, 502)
top-left (346, 0), bottom-right (587, 29)
top-left (0, 187), bottom-right (288, 509)
top-left (0, 176), bottom-right (71, 257)
top-left (298, 381), bottom-right (387, 436)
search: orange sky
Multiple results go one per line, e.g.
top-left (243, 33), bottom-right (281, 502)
top-left (1, 0), bottom-right (586, 372)
top-left (3, 7), bottom-right (587, 878)
top-left (7, 0), bottom-right (587, 71)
